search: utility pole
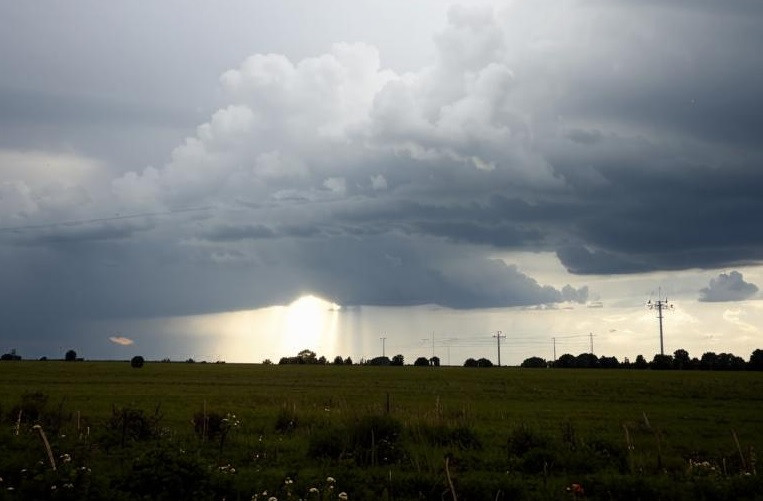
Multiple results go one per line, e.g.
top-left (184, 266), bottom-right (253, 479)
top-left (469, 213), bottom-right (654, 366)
top-left (589, 332), bottom-right (595, 354)
top-left (380, 336), bottom-right (387, 358)
top-left (493, 330), bottom-right (506, 367)
top-left (552, 337), bottom-right (556, 362)
top-left (647, 293), bottom-right (673, 356)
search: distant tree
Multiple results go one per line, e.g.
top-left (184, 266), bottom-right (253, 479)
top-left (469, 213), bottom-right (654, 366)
top-left (391, 354), bottom-right (404, 366)
top-left (521, 356), bottom-right (547, 368)
top-left (673, 349), bottom-right (691, 370)
top-left (476, 358), bottom-right (493, 368)
top-left (344, 356), bottom-right (353, 365)
top-left (650, 354), bottom-right (673, 370)
top-left (750, 349), bottom-right (763, 371)
top-left (700, 352), bottom-right (719, 370)
top-left (634, 355), bottom-right (648, 369)
top-left (130, 356), bottom-right (145, 368)
top-left (262, 358), bottom-right (273, 365)
top-left (186, 358), bottom-right (195, 363)
top-left (598, 356), bottom-right (620, 369)
top-left (39, 356), bottom-right (48, 361)
top-left (298, 349), bottom-right (317, 364)
top-left (278, 357), bottom-right (289, 365)
top-left (463, 358), bottom-right (478, 367)
top-left (716, 353), bottom-right (746, 371)
top-left (333, 356), bottom-right (344, 365)
top-left (368, 356), bottom-right (391, 366)
top-left (317, 356), bottom-right (327, 365)
top-left (1, 352), bottom-right (21, 361)
top-left (160, 358), bottom-right (171, 363)
top-left (65, 349), bottom-right (77, 362)
top-left (575, 353), bottom-right (599, 368)
top-left (553, 353), bottom-right (576, 368)
top-left (429, 356), bottom-right (440, 367)
top-left (414, 357), bottom-right (430, 367)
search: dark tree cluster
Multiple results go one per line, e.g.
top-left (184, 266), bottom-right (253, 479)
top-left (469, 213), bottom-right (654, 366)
top-left (463, 358), bottom-right (494, 368)
top-left (0, 349), bottom-right (21, 361)
top-left (277, 349), bottom-right (351, 365)
top-left (520, 348), bottom-right (762, 371)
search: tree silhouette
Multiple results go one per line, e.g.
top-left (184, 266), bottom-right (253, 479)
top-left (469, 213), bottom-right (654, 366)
top-left (65, 349), bottom-right (77, 361)
top-left (414, 357), bottom-right (429, 366)
top-left (521, 357), bottom-right (547, 368)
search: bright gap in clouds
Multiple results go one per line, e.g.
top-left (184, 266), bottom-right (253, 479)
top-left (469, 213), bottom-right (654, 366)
top-left (281, 295), bottom-right (341, 358)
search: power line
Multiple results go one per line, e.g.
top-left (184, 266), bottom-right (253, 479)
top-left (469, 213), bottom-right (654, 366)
top-left (0, 206), bottom-right (212, 234)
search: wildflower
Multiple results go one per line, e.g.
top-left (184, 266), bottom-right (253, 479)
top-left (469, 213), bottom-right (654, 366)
top-left (51, 485), bottom-right (57, 491)
top-left (326, 477), bottom-right (335, 484)
top-left (338, 492), bottom-right (348, 500)
top-left (566, 483), bottom-right (584, 496)
top-left (308, 487), bottom-right (319, 494)
top-left (268, 497), bottom-right (278, 501)
top-left (285, 477), bottom-right (293, 485)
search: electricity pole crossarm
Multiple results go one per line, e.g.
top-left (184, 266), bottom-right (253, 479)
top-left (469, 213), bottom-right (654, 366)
top-left (493, 330), bottom-right (506, 367)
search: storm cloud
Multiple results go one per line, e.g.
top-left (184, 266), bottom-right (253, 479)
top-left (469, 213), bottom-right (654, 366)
top-left (2, 0), bottom-right (763, 357)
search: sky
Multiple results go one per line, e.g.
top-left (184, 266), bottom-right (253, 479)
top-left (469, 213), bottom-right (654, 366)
top-left (1, 0), bottom-right (762, 364)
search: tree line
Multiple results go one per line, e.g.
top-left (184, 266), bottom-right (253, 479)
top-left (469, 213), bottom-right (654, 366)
top-left (4, 347), bottom-right (762, 370)
top-left (521, 348), bottom-right (763, 371)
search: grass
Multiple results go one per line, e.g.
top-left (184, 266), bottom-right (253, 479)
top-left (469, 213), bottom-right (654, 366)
top-left (0, 361), bottom-right (761, 499)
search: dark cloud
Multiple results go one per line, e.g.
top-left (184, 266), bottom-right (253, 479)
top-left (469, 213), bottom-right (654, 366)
top-left (699, 271), bottom-right (759, 302)
top-left (2, 0), bottom-right (763, 359)
top-left (203, 224), bottom-right (276, 242)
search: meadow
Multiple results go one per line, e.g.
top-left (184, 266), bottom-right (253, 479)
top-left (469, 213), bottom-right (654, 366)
top-left (0, 361), bottom-right (761, 500)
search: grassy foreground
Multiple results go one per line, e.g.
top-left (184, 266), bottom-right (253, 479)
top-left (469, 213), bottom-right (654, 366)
top-left (0, 361), bottom-right (761, 500)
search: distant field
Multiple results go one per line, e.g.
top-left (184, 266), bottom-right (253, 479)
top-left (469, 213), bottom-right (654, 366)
top-left (1, 361), bottom-right (761, 499)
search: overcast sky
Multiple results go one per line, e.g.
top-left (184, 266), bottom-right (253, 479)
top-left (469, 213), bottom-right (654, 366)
top-left (1, 1), bottom-right (762, 363)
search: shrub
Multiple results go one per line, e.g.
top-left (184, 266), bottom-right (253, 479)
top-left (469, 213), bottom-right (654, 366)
top-left (104, 405), bottom-right (162, 447)
top-left (116, 447), bottom-right (218, 499)
top-left (349, 414), bottom-right (404, 465)
top-left (476, 358), bottom-right (493, 367)
top-left (414, 357), bottom-right (430, 366)
top-left (307, 422), bottom-right (347, 459)
top-left (275, 404), bottom-right (299, 433)
top-left (131, 356), bottom-right (145, 368)
top-left (521, 356), bottom-right (548, 368)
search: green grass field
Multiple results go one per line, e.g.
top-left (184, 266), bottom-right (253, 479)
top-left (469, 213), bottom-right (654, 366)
top-left (1, 361), bottom-right (761, 500)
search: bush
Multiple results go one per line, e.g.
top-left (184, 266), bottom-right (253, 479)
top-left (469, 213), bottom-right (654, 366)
top-left (476, 358), bottom-right (493, 367)
top-left (521, 356), bottom-right (548, 368)
top-left (116, 447), bottom-right (218, 499)
top-left (104, 405), bottom-right (162, 447)
top-left (349, 414), bottom-right (404, 465)
top-left (414, 357), bottom-right (429, 366)
top-left (131, 356), bottom-right (145, 368)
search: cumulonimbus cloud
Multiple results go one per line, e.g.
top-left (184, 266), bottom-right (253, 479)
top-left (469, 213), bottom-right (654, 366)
top-left (699, 271), bottom-right (759, 302)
